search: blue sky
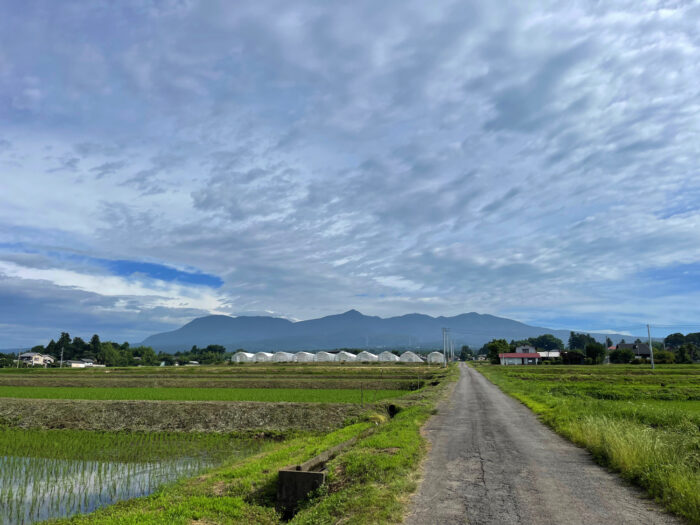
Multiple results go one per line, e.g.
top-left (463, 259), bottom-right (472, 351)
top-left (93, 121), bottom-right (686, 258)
top-left (2, 0), bottom-right (700, 347)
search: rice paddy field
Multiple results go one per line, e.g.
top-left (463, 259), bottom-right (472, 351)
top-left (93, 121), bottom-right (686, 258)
top-left (0, 362), bottom-right (446, 524)
top-left (472, 363), bottom-right (700, 523)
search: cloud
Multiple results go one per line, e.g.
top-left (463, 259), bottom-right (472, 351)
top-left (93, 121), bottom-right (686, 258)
top-left (1, 1), bottom-right (700, 345)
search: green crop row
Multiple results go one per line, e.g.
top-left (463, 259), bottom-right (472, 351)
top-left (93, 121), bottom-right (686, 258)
top-left (0, 386), bottom-right (406, 403)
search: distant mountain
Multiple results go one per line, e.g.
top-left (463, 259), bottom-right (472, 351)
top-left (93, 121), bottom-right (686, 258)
top-left (141, 310), bottom-right (633, 352)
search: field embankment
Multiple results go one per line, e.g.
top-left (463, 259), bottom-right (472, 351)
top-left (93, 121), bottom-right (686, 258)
top-left (471, 363), bottom-right (700, 524)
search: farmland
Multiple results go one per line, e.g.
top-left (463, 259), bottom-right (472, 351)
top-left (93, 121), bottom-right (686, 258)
top-left (472, 363), bottom-right (700, 523)
top-left (0, 362), bottom-right (453, 524)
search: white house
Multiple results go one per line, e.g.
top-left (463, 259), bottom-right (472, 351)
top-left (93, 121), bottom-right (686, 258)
top-left (18, 352), bottom-right (55, 367)
top-left (514, 345), bottom-right (537, 354)
top-left (427, 351), bottom-right (445, 364)
top-left (378, 351), bottom-right (400, 362)
top-left (315, 351), bottom-right (336, 362)
top-left (232, 351), bottom-right (255, 363)
top-left (294, 351), bottom-right (315, 363)
top-left (399, 351), bottom-right (424, 363)
top-left (254, 352), bottom-right (273, 362)
top-left (273, 351), bottom-right (295, 362)
top-left (336, 351), bottom-right (357, 362)
top-left (356, 351), bottom-right (378, 362)
top-left (65, 360), bottom-right (86, 368)
top-left (499, 352), bottom-right (541, 365)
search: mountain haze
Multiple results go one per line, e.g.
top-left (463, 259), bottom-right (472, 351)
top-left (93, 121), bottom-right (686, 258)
top-left (141, 310), bottom-right (631, 352)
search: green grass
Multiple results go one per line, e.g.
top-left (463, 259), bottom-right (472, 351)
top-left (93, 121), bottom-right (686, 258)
top-left (0, 386), bottom-right (405, 403)
top-left (472, 363), bottom-right (700, 524)
top-left (39, 364), bottom-right (459, 524)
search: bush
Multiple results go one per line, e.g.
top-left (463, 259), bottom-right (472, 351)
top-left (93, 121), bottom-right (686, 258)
top-left (584, 357), bottom-right (593, 365)
top-left (609, 348), bottom-right (634, 364)
top-left (653, 350), bottom-right (675, 364)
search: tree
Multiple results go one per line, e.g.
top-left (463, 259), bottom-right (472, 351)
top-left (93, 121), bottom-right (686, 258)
top-left (664, 333), bottom-right (685, 348)
top-left (568, 332), bottom-right (596, 350)
top-left (584, 342), bottom-right (606, 364)
top-left (605, 337), bottom-right (613, 348)
top-left (89, 334), bottom-right (101, 356)
top-left (674, 344), bottom-right (694, 364)
top-left (97, 342), bottom-right (121, 367)
top-left (654, 350), bottom-right (675, 364)
top-left (609, 347), bottom-right (634, 364)
top-left (460, 345), bottom-right (473, 361)
top-left (485, 339), bottom-right (510, 364)
top-left (561, 349), bottom-right (585, 364)
top-left (530, 334), bottom-right (564, 351)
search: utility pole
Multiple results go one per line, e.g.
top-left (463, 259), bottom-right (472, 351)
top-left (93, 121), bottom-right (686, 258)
top-left (647, 324), bottom-right (654, 370)
top-left (442, 328), bottom-right (448, 368)
top-left (60, 347), bottom-right (64, 369)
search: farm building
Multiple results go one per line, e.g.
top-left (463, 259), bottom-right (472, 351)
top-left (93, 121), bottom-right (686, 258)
top-left (514, 345), bottom-right (537, 354)
top-left (427, 351), bottom-right (445, 364)
top-left (378, 351), bottom-right (400, 362)
top-left (538, 351), bottom-right (560, 359)
top-left (254, 352), bottom-right (274, 362)
top-left (400, 351), bottom-right (424, 363)
top-left (356, 351), bottom-right (378, 362)
top-left (273, 351), bottom-right (294, 362)
top-left (336, 351), bottom-right (357, 362)
top-left (498, 352), bottom-right (541, 365)
top-left (616, 343), bottom-right (651, 359)
top-left (232, 352), bottom-right (255, 363)
top-left (65, 360), bottom-right (86, 368)
top-left (315, 351), bottom-right (336, 362)
top-left (294, 351), bottom-right (315, 362)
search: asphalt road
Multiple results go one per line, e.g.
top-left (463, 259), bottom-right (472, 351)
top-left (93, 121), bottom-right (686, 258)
top-left (404, 363), bottom-right (682, 525)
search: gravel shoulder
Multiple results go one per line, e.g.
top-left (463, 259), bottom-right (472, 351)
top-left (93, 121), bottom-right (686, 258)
top-left (404, 363), bottom-right (683, 525)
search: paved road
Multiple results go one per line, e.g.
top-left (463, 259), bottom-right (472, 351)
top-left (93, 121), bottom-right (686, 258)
top-left (404, 364), bottom-right (682, 525)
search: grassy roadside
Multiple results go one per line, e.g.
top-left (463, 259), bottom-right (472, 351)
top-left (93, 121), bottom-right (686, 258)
top-left (470, 363), bottom-right (699, 524)
top-left (45, 364), bottom-right (458, 524)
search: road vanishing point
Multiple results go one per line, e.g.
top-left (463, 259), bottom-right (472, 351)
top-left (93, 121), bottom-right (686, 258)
top-left (404, 363), bottom-right (682, 525)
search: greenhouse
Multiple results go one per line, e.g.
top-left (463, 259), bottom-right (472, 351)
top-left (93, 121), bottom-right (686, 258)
top-left (294, 351), bottom-right (315, 363)
top-left (356, 351), bottom-right (378, 362)
top-left (336, 351), bottom-right (357, 362)
top-left (378, 351), bottom-right (400, 362)
top-left (315, 351), bottom-right (336, 362)
top-left (232, 351), bottom-right (255, 363)
top-left (399, 351), bottom-right (424, 363)
top-left (427, 351), bottom-right (445, 364)
top-left (254, 352), bottom-right (273, 362)
top-left (272, 351), bottom-right (294, 362)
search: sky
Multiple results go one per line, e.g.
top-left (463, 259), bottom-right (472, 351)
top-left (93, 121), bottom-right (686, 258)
top-left (2, 0), bottom-right (700, 347)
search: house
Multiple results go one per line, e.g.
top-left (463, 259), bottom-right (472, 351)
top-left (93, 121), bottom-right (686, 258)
top-left (80, 358), bottom-right (95, 367)
top-left (616, 343), bottom-right (651, 359)
top-left (498, 352), bottom-right (541, 365)
top-left (514, 345), bottom-right (537, 354)
top-left (65, 360), bottom-right (86, 368)
top-left (427, 351), bottom-right (445, 364)
top-left (18, 352), bottom-right (55, 367)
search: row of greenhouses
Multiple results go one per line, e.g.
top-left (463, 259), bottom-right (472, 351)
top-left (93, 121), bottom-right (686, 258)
top-left (231, 350), bottom-right (446, 364)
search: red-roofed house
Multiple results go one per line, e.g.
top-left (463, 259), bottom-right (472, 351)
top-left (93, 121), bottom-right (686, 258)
top-left (498, 352), bottom-right (541, 365)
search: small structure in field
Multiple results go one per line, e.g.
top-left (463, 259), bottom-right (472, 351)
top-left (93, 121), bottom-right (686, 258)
top-left (399, 351), bottom-right (424, 363)
top-left (356, 351), bottom-right (378, 362)
top-left (233, 351), bottom-right (255, 363)
top-left (378, 351), bottom-right (400, 362)
top-left (315, 351), bottom-right (336, 362)
top-left (498, 352), bottom-right (541, 365)
top-left (427, 351), bottom-right (445, 364)
top-left (336, 351), bottom-right (357, 362)
top-left (273, 351), bottom-right (295, 362)
top-left (294, 351), bottom-right (315, 363)
top-left (254, 352), bottom-right (273, 362)
top-left (538, 350), bottom-right (560, 359)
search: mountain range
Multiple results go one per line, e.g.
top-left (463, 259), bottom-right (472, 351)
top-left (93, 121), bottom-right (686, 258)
top-left (141, 310), bottom-right (632, 352)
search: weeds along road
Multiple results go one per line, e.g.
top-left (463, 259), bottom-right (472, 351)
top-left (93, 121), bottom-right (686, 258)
top-left (404, 363), bottom-right (682, 525)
